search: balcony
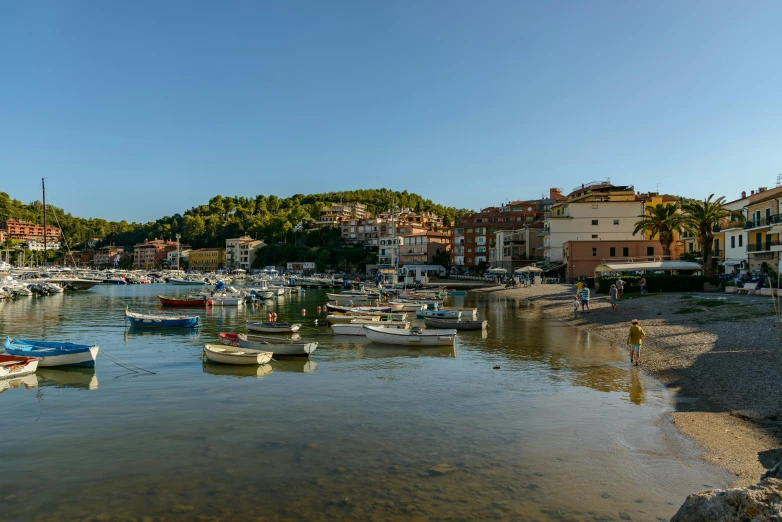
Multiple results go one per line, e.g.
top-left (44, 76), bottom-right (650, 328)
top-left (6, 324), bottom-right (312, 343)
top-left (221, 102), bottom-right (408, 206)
top-left (744, 214), bottom-right (782, 230)
top-left (536, 228), bottom-right (550, 237)
top-left (503, 237), bottom-right (526, 245)
top-left (747, 240), bottom-right (781, 253)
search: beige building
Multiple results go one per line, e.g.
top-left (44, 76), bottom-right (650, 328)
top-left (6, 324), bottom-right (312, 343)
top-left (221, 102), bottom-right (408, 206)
top-left (744, 185), bottom-right (782, 274)
top-left (312, 202), bottom-right (369, 229)
top-left (225, 236), bottom-right (265, 270)
top-left (490, 227), bottom-right (543, 271)
top-left (399, 230), bottom-right (451, 265)
top-left (189, 248), bottom-right (226, 271)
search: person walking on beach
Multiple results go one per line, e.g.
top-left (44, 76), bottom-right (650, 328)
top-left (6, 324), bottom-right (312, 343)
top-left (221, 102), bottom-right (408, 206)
top-left (576, 280), bottom-right (584, 293)
top-left (609, 284), bottom-right (618, 312)
top-left (615, 278), bottom-right (625, 300)
top-left (639, 277), bottom-right (647, 294)
top-left (573, 294), bottom-right (580, 313)
top-left (627, 319), bottom-right (645, 365)
top-left (580, 285), bottom-right (590, 312)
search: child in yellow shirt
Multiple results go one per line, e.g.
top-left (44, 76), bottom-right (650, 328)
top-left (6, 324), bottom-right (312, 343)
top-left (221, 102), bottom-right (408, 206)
top-left (627, 319), bottom-right (646, 366)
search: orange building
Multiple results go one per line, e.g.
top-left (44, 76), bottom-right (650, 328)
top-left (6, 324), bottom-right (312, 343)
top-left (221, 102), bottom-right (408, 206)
top-left (0, 219), bottom-right (61, 242)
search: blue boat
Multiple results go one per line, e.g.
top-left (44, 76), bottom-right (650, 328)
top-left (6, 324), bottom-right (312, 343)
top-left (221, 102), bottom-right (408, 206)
top-left (125, 309), bottom-right (200, 328)
top-left (4, 337), bottom-right (100, 368)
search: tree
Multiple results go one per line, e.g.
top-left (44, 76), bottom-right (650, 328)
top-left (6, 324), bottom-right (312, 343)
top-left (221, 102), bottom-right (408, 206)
top-left (682, 195), bottom-right (745, 277)
top-left (632, 202), bottom-right (684, 259)
top-left (432, 248), bottom-right (451, 273)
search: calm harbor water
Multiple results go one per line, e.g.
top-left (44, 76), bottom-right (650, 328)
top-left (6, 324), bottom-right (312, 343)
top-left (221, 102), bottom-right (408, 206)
top-left (0, 284), bottom-right (729, 521)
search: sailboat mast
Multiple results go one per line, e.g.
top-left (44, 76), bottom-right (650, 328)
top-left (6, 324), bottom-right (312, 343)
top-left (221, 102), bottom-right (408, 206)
top-left (392, 199), bottom-right (397, 286)
top-left (42, 178), bottom-right (47, 267)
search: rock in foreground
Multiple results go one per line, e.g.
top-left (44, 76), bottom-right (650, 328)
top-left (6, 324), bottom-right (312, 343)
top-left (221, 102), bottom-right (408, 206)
top-left (671, 464), bottom-right (782, 521)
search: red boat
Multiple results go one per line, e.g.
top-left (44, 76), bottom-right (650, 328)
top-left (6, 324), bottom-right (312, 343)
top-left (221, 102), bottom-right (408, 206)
top-left (158, 295), bottom-right (212, 307)
top-left (218, 333), bottom-right (241, 346)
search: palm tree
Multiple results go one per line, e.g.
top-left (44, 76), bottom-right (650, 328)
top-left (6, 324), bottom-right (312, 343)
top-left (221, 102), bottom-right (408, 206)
top-left (632, 202), bottom-right (684, 259)
top-left (682, 194), bottom-right (745, 277)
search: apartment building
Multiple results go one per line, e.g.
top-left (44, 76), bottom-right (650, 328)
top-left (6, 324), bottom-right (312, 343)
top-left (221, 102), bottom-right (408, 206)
top-left (399, 230), bottom-right (451, 265)
top-left (541, 184), bottom-right (678, 267)
top-left (563, 240), bottom-right (663, 278)
top-left (133, 239), bottom-right (181, 269)
top-left (489, 226), bottom-right (543, 271)
top-left (312, 202), bottom-right (369, 229)
top-left (452, 193), bottom-right (555, 270)
top-left (744, 186), bottom-right (782, 274)
top-left (189, 248), bottom-right (226, 271)
top-left (226, 236), bottom-right (265, 270)
top-left (0, 219), bottom-right (61, 243)
top-left (719, 192), bottom-right (750, 273)
top-left (167, 248), bottom-right (191, 267)
top-left (94, 246), bottom-right (126, 266)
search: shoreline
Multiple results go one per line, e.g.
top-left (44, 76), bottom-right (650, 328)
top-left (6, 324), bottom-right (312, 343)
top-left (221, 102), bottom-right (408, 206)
top-left (471, 283), bottom-right (782, 487)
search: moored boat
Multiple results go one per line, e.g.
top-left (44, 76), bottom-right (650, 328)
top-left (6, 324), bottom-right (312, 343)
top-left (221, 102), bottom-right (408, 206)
top-left (326, 314), bottom-right (381, 325)
top-left (325, 303), bottom-right (394, 314)
top-left (326, 292), bottom-right (374, 304)
top-left (203, 344), bottom-right (273, 365)
top-left (0, 354), bottom-right (39, 379)
top-left (158, 295), bottom-right (212, 307)
top-left (169, 277), bottom-right (207, 285)
top-left (245, 321), bottom-right (301, 333)
top-left (238, 333), bottom-right (317, 356)
top-left (422, 318), bottom-right (487, 330)
top-left (364, 326), bottom-right (457, 346)
top-left (331, 321), bottom-right (409, 336)
top-left (386, 301), bottom-right (426, 312)
top-left (4, 337), bottom-right (99, 368)
top-left (210, 295), bottom-right (243, 306)
top-left (125, 309), bottom-right (200, 328)
top-left (415, 309), bottom-right (464, 320)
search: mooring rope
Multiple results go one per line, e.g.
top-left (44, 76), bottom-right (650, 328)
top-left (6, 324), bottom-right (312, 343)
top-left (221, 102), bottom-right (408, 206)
top-left (101, 350), bottom-right (156, 374)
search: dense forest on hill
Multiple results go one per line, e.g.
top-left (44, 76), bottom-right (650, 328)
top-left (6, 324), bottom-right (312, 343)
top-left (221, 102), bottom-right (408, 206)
top-left (0, 189), bottom-right (471, 257)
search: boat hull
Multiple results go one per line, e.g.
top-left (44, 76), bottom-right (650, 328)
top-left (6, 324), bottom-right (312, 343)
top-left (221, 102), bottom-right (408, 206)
top-left (364, 326), bottom-right (457, 346)
top-left (245, 321), bottom-right (301, 333)
top-left (125, 311), bottom-right (200, 328)
top-left (236, 334), bottom-right (317, 356)
top-left (158, 296), bottom-right (211, 307)
top-left (423, 318), bottom-right (487, 330)
top-left (203, 344), bottom-right (273, 365)
top-left (211, 297), bottom-right (243, 306)
top-left (331, 322), bottom-right (409, 336)
top-left (416, 310), bottom-right (463, 319)
top-left (4, 338), bottom-right (100, 368)
top-left (169, 278), bottom-right (207, 285)
top-left (0, 355), bottom-right (39, 379)
top-left (326, 293), bottom-right (373, 304)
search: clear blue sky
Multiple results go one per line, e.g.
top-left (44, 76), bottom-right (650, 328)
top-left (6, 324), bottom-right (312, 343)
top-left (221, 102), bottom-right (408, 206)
top-left (2, 0), bottom-right (781, 222)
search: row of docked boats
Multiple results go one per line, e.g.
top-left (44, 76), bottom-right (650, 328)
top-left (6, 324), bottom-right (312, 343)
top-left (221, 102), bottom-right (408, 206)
top-left (0, 337), bottom-right (101, 387)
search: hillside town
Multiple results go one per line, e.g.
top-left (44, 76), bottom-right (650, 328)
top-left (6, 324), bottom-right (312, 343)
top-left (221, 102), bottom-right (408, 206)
top-left (2, 180), bottom-right (780, 281)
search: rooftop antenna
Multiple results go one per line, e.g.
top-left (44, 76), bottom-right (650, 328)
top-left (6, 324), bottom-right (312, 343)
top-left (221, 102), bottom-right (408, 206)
top-left (656, 182), bottom-right (660, 193)
top-left (605, 176), bottom-right (611, 184)
top-left (777, 174), bottom-right (782, 187)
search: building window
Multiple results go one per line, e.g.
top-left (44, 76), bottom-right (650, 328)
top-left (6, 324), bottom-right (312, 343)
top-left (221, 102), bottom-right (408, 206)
top-left (646, 246), bottom-right (654, 256)
top-left (591, 234), bottom-right (598, 239)
top-left (592, 248), bottom-right (597, 257)
top-left (689, 243), bottom-right (693, 252)
top-left (592, 220), bottom-right (598, 226)
top-left (739, 235), bottom-right (743, 247)
top-left (731, 236), bottom-right (735, 249)
top-left (613, 219), bottom-right (619, 225)
top-left (623, 247), bottom-right (629, 256)
top-left (609, 247), bottom-right (616, 257)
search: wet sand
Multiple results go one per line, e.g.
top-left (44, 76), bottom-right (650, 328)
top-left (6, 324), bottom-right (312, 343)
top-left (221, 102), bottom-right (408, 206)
top-left (473, 283), bottom-right (782, 487)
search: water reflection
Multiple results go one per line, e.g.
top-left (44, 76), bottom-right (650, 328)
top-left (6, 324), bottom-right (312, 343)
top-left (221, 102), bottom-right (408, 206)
top-left (37, 368), bottom-right (99, 390)
top-left (0, 373), bottom-right (38, 394)
top-left (202, 362), bottom-right (274, 378)
top-left (364, 344), bottom-right (457, 358)
top-left (270, 359), bottom-right (318, 373)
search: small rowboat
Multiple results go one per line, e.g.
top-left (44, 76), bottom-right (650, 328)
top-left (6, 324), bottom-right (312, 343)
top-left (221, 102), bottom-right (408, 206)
top-left (158, 295), bottom-right (212, 307)
top-left (203, 344), bottom-right (273, 365)
top-left (125, 309), bottom-right (200, 328)
top-left (210, 295), bottom-right (243, 306)
top-left (331, 321), bottom-right (409, 336)
top-left (422, 318), bottom-right (487, 330)
top-left (0, 355), bottom-right (39, 379)
top-left (3, 337), bottom-right (100, 368)
top-left (326, 314), bottom-right (381, 325)
top-left (326, 293), bottom-right (374, 304)
top-left (364, 326), bottom-right (457, 346)
top-left (416, 309), bottom-right (463, 320)
top-left (245, 321), bottom-right (301, 334)
top-left (325, 303), bottom-right (395, 314)
top-left (386, 301), bottom-right (426, 312)
top-left (219, 333), bottom-right (317, 357)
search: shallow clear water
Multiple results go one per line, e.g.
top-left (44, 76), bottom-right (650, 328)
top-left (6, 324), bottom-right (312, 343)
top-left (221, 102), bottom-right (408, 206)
top-left (0, 284), bottom-right (729, 521)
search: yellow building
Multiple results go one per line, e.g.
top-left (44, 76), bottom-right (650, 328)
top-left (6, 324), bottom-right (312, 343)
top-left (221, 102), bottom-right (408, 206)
top-left (745, 186), bottom-right (782, 274)
top-left (188, 248), bottom-right (225, 271)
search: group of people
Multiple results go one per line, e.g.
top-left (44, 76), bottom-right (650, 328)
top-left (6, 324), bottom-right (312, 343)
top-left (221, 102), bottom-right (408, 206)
top-left (572, 277), bottom-right (646, 365)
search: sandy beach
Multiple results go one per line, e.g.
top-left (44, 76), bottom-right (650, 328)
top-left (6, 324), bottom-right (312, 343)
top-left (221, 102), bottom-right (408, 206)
top-left (473, 283), bottom-right (782, 487)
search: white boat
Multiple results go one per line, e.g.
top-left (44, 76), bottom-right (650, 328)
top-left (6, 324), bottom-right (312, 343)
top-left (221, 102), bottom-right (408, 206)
top-left (422, 318), bottom-right (487, 330)
top-left (169, 277), bottom-right (207, 285)
top-left (364, 326), bottom-right (457, 346)
top-left (331, 321), bottom-right (409, 336)
top-left (232, 333), bottom-right (317, 356)
top-left (203, 344), bottom-right (273, 365)
top-left (387, 301), bottom-right (426, 312)
top-left (210, 295), bottom-right (243, 306)
top-left (0, 355), bottom-right (39, 379)
top-left (326, 293), bottom-right (373, 304)
top-left (245, 321), bottom-right (301, 333)
top-left (416, 309), bottom-right (464, 320)
top-left (326, 314), bottom-right (381, 325)
top-left (440, 307), bottom-right (478, 320)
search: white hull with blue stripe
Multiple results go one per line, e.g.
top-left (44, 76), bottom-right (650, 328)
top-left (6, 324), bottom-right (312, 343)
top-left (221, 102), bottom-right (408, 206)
top-left (3, 337), bottom-right (100, 368)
